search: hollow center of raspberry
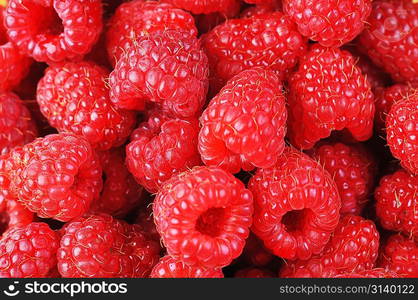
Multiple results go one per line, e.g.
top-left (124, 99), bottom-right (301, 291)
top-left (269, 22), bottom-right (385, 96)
top-left (26, 3), bottom-right (64, 36)
top-left (282, 209), bottom-right (310, 233)
top-left (196, 207), bottom-right (226, 237)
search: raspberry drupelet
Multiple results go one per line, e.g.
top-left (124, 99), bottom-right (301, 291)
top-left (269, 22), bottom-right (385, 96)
top-left (153, 166), bottom-right (254, 268)
top-left (57, 214), bottom-right (161, 278)
top-left (0, 222), bottom-right (60, 278)
top-left (37, 61), bottom-right (136, 151)
top-left (109, 29), bottom-right (209, 118)
top-left (5, 133), bottom-right (103, 222)
top-left (106, 0), bottom-right (197, 67)
top-left (150, 255), bottom-right (224, 278)
top-left (249, 147), bottom-right (341, 261)
top-left (287, 44), bottom-right (375, 150)
top-left (5, 0), bottom-right (103, 64)
top-left (198, 68), bottom-right (287, 174)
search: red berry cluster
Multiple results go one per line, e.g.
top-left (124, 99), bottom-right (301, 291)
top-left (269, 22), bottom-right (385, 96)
top-left (0, 0), bottom-right (417, 279)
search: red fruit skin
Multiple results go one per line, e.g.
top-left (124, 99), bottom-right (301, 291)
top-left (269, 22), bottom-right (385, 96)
top-left (334, 268), bottom-right (399, 278)
top-left (283, 0), bottom-right (372, 47)
top-left (160, 0), bottom-right (240, 16)
top-left (57, 214), bottom-right (161, 278)
top-left (135, 205), bottom-right (160, 242)
top-left (202, 12), bottom-right (307, 92)
top-left (0, 92), bottom-right (38, 156)
top-left (109, 29), bottom-right (209, 118)
top-left (6, 133), bottom-right (103, 222)
top-left (240, 1), bottom-right (282, 18)
top-left (241, 233), bottom-right (274, 267)
top-left (37, 61), bottom-right (136, 151)
top-left (0, 222), bottom-right (59, 278)
top-left (89, 148), bottom-right (144, 217)
top-left (150, 255), bottom-right (224, 278)
top-left (5, 0), bottom-right (103, 64)
top-left (154, 166), bottom-right (254, 268)
top-left (378, 234), bottom-right (418, 278)
top-left (287, 44), bottom-right (375, 150)
top-left (375, 169), bottom-right (418, 239)
top-left (280, 215), bottom-right (380, 278)
top-left (386, 91), bottom-right (418, 174)
top-left (0, 6), bottom-right (31, 92)
top-left (198, 68), bottom-right (287, 174)
top-left (106, 0), bottom-right (197, 66)
top-left (126, 111), bottom-right (201, 193)
top-left (234, 267), bottom-right (275, 278)
top-left (308, 142), bottom-right (377, 216)
top-left (249, 148), bottom-right (341, 261)
top-left (3, 199), bottom-right (35, 230)
top-left (374, 84), bottom-right (415, 133)
top-left (358, 0), bottom-right (418, 84)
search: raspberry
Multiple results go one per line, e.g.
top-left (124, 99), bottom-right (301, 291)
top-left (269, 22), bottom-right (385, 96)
top-left (280, 215), bottom-right (380, 278)
top-left (241, 233), bottom-right (274, 267)
top-left (287, 44), bottom-right (375, 150)
top-left (0, 6), bottom-right (31, 92)
top-left (6, 133), bottom-right (103, 222)
top-left (126, 110), bottom-right (201, 193)
top-left (202, 12), bottom-right (307, 92)
top-left (154, 166), bottom-right (253, 268)
top-left (160, 0), bottom-right (240, 16)
top-left (57, 214), bottom-right (161, 278)
top-left (378, 234), bottom-right (418, 278)
top-left (5, 0), bottom-right (103, 63)
top-left (198, 68), bottom-right (287, 174)
top-left (0, 222), bottom-right (59, 278)
top-left (308, 142), bottom-right (377, 215)
top-left (89, 148), bottom-right (144, 217)
top-left (0, 92), bottom-right (37, 155)
top-left (386, 90), bottom-right (418, 174)
top-left (109, 29), bottom-right (209, 117)
top-left (106, 1), bottom-right (197, 66)
top-left (283, 0), bottom-right (372, 47)
top-left (334, 269), bottom-right (399, 278)
top-left (2, 199), bottom-right (35, 230)
top-left (150, 255), bottom-right (224, 278)
top-left (37, 61), bottom-right (136, 151)
top-left (358, 0), bottom-right (418, 83)
top-left (374, 84), bottom-right (415, 133)
top-left (249, 148), bottom-right (341, 260)
top-left (234, 267), bottom-right (274, 278)
top-left (135, 205), bottom-right (160, 242)
top-left (375, 169), bottom-right (418, 239)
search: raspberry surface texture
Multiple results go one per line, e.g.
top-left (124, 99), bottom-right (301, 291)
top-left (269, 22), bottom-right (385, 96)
top-left (160, 0), bottom-right (240, 16)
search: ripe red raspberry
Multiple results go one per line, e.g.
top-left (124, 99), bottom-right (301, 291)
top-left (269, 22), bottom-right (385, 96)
top-left (89, 148), bottom-right (144, 217)
top-left (386, 90), bottom-right (418, 174)
top-left (283, 0), bottom-right (372, 47)
top-left (0, 6), bottom-right (31, 92)
top-left (0, 222), bottom-right (59, 278)
top-left (308, 142), bottom-right (377, 216)
top-left (334, 269), bottom-right (399, 278)
top-left (287, 44), bottom-right (375, 150)
top-left (135, 205), bottom-right (160, 242)
top-left (358, 0), bottom-right (418, 83)
top-left (375, 169), bottom-right (418, 239)
top-left (6, 133), bottom-right (103, 222)
top-left (160, 0), bottom-right (240, 16)
top-left (243, 0), bottom-right (276, 6)
top-left (150, 255), bottom-right (224, 278)
top-left (0, 92), bottom-right (37, 155)
top-left (280, 215), bottom-right (380, 278)
top-left (106, 1), bottom-right (197, 66)
top-left (126, 111), bottom-right (201, 193)
top-left (109, 29), bottom-right (208, 117)
top-left (241, 234), bottom-right (274, 267)
top-left (374, 84), bottom-right (415, 133)
top-left (57, 214), bottom-right (161, 278)
top-left (199, 68), bottom-right (287, 174)
top-left (249, 148), bottom-right (341, 260)
top-left (234, 267), bottom-right (274, 278)
top-left (37, 61), bottom-right (136, 151)
top-left (5, 0), bottom-right (103, 64)
top-left (154, 166), bottom-right (253, 268)
top-left (378, 234), bottom-right (418, 278)
top-left (2, 199), bottom-right (35, 230)
top-left (202, 12), bottom-right (307, 91)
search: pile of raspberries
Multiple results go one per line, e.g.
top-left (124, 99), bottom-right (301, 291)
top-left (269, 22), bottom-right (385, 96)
top-left (0, 0), bottom-right (417, 279)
